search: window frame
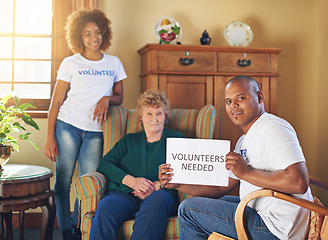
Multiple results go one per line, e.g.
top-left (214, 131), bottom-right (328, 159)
top-left (0, 0), bottom-right (69, 118)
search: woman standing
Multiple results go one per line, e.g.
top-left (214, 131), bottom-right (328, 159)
top-left (44, 9), bottom-right (127, 240)
top-left (89, 90), bottom-right (184, 240)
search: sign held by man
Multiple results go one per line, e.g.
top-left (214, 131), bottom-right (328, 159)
top-left (166, 138), bottom-right (230, 186)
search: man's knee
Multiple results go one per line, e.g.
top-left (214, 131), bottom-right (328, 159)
top-left (178, 197), bottom-right (200, 217)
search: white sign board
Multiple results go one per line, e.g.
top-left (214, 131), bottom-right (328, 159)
top-left (166, 138), bottom-right (230, 186)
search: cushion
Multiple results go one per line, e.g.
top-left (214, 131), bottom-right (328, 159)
top-left (196, 105), bottom-right (216, 139)
top-left (168, 108), bottom-right (198, 138)
top-left (125, 109), bottom-right (143, 134)
top-left (308, 197), bottom-right (325, 240)
top-left (103, 106), bottom-right (128, 153)
top-left (321, 216), bottom-right (328, 240)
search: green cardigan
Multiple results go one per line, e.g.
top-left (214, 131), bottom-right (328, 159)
top-left (97, 128), bottom-right (184, 198)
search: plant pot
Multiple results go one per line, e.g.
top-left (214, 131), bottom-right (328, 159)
top-left (0, 145), bottom-right (13, 169)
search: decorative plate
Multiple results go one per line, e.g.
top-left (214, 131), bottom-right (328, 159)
top-left (224, 20), bottom-right (253, 47)
top-left (154, 17), bottom-right (182, 44)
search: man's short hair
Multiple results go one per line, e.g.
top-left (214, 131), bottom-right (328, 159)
top-left (227, 76), bottom-right (261, 94)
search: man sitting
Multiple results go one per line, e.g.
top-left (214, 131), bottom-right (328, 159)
top-left (159, 76), bottom-right (313, 240)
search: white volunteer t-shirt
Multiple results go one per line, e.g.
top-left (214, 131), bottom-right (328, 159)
top-left (231, 113), bottom-right (313, 240)
top-left (56, 53), bottom-right (127, 132)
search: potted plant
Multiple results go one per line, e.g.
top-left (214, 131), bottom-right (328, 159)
top-left (0, 93), bottom-right (40, 170)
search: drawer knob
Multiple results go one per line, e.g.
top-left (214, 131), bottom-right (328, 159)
top-left (179, 57), bottom-right (194, 66)
top-left (237, 59), bottom-right (251, 67)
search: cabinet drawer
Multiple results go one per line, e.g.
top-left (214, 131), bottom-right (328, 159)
top-left (158, 51), bottom-right (217, 72)
top-left (218, 52), bottom-right (271, 73)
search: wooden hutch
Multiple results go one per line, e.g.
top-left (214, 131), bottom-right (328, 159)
top-left (138, 44), bottom-right (281, 147)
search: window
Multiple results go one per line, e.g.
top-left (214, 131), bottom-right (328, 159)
top-left (0, 0), bottom-right (68, 117)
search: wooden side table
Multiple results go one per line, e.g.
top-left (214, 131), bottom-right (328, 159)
top-left (0, 164), bottom-right (55, 240)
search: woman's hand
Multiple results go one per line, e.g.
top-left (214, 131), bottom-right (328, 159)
top-left (122, 175), bottom-right (156, 196)
top-left (93, 96), bottom-right (110, 124)
top-left (132, 189), bottom-right (153, 199)
top-left (132, 180), bottom-right (162, 199)
top-left (133, 177), bottom-right (156, 193)
top-left (44, 136), bottom-right (58, 162)
top-left (158, 164), bottom-right (179, 189)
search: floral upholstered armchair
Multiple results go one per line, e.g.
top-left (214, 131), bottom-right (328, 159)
top-left (74, 104), bottom-right (217, 240)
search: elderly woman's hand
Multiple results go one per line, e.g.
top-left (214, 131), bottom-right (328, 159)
top-left (132, 189), bottom-right (152, 199)
top-left (158, 163), bottom-right (179, 189)
top-left (133, 177), bottom-right (156, 193)
top-left (132, 180), bottom-right (162, 199)
top-left (122, 175), bottom-right (155, 195)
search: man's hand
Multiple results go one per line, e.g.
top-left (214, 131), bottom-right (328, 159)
top-left (158, 164), bottom-right (179, 189)
top-left (225, 152), bottom-right (251, 179)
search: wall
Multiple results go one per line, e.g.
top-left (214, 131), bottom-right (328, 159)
top-left (10, 0), bottom-right (327, 211)
top-left (316, 0), bottom-right (328, 204)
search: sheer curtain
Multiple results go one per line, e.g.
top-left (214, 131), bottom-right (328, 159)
top-left (68, 0), bottom-right (98, 12)
top-left (51, 0), bottom-right (99, 97)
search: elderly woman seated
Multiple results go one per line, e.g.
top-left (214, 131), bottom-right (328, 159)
top-left (89, 90), bottom-right (185, 240)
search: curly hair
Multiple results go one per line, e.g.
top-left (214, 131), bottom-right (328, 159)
top-left (137, 90), bottom-right (170, 128)
top-left (65, 9), bottom-right (112, 54)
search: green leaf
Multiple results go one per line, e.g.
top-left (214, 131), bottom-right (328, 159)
top-left (19, 132), bottom-right (31, 140)
top-left (19, 103), bottom-right (36, 111)
top-left (171, 25), bottom-right (180, 34)
top-left (26, 139), bottom-right (39, 151)
top-left (0, 94), bottom-right (13, 105)
top-left (0, 92), bottom-right (40, 152)
top-left (0, 132), bottom-right (6, 143)
top-left (4, 128), bottom-right (11, 134)
top-left (13, 95), bottom-right (20, 106)
top-left (21, 116), bottom-right (39, 130)
top-left (158, 29), bottom-right (168, 34)
top-left (11, 140), bottom-right (19, 152)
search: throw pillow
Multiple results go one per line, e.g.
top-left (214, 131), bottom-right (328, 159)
top-left (308, 197), bottom-right (325, 240)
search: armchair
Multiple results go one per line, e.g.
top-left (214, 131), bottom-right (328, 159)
top-left (75, 104), bottom-right (217, 240)
top-left (208, 176), bottom-right (328, 240)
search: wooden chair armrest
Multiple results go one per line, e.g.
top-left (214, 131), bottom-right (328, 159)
top-left (74, 171), bottom-right (108, 200)
top-left (310, 176), bottom-right (328, 190)
top-left (235, 189), bottom-right (328, 240)
top-left (208, 232), bottom-right (235, 240)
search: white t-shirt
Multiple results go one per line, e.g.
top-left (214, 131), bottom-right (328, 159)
top-left (231, 112), bottom-right (313, 240)
top-left (56, 53), bottom-right (127, 132)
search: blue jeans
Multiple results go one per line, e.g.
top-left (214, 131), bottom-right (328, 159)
top-left (89, 190), bottom-right (178, 240)
top-left (54, 120), bottom-right (103, 232)
top-left (178, 196), bottom-right (279, 240)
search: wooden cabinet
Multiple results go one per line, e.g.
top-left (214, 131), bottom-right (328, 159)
top-left (138, 44), bottom-right (281, 147)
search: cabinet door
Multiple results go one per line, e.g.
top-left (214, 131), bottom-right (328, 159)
top-left (158, 75), bottom-right (214, 109)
